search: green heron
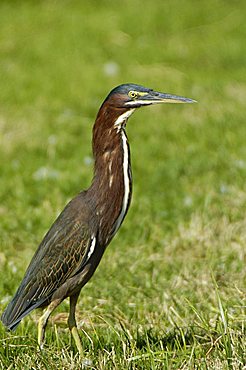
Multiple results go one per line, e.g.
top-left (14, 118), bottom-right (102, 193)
top-left (1, 83), bottom-right (195, 354)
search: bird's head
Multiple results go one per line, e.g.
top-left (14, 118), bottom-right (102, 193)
top-left (104, 83), bottom-right (196, 109)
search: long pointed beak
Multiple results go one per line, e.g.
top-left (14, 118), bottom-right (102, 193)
top-left (125, 91), bottom-right (196, 107)
top-left (146, 91), bottom-right (196, 104)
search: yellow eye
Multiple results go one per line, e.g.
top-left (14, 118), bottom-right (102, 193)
top-left (128, 91), bottom-right (138, 99)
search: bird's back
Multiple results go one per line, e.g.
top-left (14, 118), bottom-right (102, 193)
top-left (1, 192), bottom-right (96, 330)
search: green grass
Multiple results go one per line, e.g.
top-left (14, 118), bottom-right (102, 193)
top-left (0, 0), bottom-right (245, 368)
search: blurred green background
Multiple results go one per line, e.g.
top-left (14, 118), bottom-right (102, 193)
top-left (0, 1), bottom-right (245, 368)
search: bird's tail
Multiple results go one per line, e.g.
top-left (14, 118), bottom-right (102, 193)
top-left (1, 288), bottom-right (46, 331)
top-left (2, 295), bottom-right (30, 330)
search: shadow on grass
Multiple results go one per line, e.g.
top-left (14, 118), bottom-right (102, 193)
top-left (135, 326), bottom-right (211, 350)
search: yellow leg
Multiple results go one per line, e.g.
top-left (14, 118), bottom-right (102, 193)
top-left (71, 326), bottom-right (83, 355)
top-left (68, 293), bottom-right (83, 355)
top-left (38, 299), bottom-right (61, 350)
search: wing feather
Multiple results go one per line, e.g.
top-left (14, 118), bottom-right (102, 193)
top-left (1, 195), bottom-right (95, 330)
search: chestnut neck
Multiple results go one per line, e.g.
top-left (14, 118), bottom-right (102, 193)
top-left (87, 104), bottom-right (132, 245)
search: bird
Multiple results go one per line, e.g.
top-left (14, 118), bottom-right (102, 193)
top-left (1, 83), bottom-right (195, 354)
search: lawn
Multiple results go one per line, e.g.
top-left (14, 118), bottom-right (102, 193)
top-left (0, 1), bottom-right (245, 368)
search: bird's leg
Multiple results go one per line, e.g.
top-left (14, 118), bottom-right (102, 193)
top-left (68, 293), bottom-right (83, 355)
top-left (38, 299), bottom-right (61, 350)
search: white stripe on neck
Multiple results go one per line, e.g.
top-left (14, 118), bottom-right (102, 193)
top-left (86, 235), bottom-right (96, 261)
top-left (114, 109), bottom-right (135, 132)
top-left (112, 129), bottom-right (131, 235)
